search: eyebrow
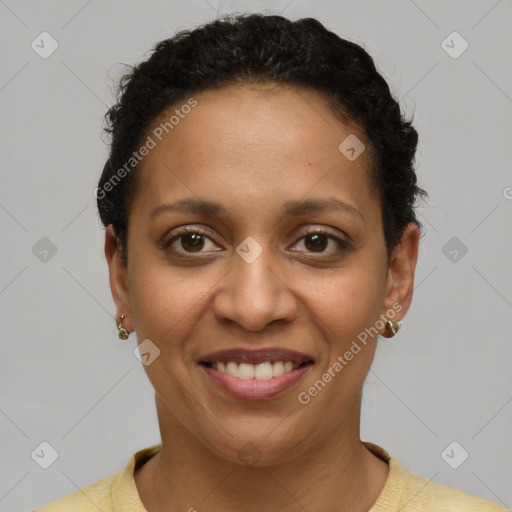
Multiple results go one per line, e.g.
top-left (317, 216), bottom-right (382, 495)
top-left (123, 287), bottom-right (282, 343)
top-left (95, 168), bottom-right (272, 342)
top-left (149, 197), bottom-right (365, 223)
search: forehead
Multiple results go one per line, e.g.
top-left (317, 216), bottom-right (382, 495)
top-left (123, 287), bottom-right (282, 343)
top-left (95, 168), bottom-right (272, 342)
top-left (130, 83), bottom-right (379, 227)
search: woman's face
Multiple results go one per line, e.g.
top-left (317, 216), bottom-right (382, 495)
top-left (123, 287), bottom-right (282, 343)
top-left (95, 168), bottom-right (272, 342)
top-left (106, 82), bottom-right (418, 464)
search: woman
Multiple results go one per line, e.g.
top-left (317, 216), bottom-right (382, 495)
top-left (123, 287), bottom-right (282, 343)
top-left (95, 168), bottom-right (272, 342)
top-left (33, 12), bottom-right (507, 512)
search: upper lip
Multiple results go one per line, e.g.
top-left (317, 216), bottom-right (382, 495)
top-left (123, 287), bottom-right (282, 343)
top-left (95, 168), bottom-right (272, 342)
top-left (199, 348), bottom-right (314, 365)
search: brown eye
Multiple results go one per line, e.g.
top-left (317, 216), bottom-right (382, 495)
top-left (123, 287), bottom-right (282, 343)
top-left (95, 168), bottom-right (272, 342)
top-left (179, 232), bottom-right (206, 252)
top-left (291, 228), bottom-right (351, 254)
top-left (303, 233), bottom-right (329, 252)
top-left (164, 227), bottom-right (220, 255)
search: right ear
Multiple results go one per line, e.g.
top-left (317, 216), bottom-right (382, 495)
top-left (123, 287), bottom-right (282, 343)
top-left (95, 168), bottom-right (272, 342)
top-left (104, 225), bottom-right (133, 333)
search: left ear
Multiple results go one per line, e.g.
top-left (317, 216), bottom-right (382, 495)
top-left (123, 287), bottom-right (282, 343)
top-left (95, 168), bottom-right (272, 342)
top-left (381, 222), bottom-right (420, 325)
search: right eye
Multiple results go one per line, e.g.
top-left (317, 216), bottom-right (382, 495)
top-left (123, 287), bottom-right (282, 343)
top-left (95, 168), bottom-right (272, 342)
top-left (163, 226), bottom-right (222, 255)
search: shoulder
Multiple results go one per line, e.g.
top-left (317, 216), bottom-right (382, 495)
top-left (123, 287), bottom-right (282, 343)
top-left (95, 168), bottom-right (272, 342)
top-left (31, 472), bottom-right (118, 511)
top-left (30, 444), bottom-right (161, 512)
top-left (401, 469), bottom-right (508, 511)
top-left (363, 442), bottom-right (507, 512)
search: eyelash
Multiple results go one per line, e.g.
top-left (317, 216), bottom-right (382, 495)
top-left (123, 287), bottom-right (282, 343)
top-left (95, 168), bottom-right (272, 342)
top-left (162, 225), bottom-right (351, 256)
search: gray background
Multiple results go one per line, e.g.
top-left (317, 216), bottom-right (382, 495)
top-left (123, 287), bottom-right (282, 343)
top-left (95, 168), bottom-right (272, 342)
top-left (1, 0), bottom-right (511, 510)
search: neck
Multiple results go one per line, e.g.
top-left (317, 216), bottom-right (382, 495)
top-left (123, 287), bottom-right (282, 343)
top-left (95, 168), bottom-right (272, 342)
top-left (134, 394), bottom-right (389, 512)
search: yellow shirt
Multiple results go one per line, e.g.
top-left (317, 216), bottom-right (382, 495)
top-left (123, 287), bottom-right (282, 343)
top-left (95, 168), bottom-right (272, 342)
top-left (32, 441), bottom-right (507, 511)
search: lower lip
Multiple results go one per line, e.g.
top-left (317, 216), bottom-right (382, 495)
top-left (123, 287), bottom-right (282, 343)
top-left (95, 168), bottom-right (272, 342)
top-left (200, 363), bottom-right (313, 400)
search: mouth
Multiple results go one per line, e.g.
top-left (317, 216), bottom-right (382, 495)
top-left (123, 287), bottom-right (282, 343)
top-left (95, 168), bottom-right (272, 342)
top-left (198, 348), bottom-right (315, 399)
top-left (199, 360), bottom-right (313, 379)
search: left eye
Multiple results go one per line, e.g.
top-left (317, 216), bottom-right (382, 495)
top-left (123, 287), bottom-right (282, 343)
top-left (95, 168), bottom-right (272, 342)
top-left (291, 231), bottom-right (348, 253)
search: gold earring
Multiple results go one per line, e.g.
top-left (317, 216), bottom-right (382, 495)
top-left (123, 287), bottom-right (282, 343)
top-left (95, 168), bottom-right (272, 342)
top-left (118, 314), bottom-right (129, 340)
top-left (384, 319), bottom-right (402, 338)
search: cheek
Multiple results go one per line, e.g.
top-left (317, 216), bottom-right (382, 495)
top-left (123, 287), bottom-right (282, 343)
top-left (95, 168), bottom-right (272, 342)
top-left (305, 266), bottom-right (384, 339)
top-left (296, 275), bottom-right (382, 415)
top-left (128, 249), bottom-right (203, 334)
top-left (301, 267), bottom-right (385, 398)
top-left (128, 264), bottom-right (201, 401)
top-left (128, 257), bottom-right (226, 374)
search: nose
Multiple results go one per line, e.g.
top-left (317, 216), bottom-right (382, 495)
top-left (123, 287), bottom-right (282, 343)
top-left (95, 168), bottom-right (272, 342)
top-left (212, 246), bottom-right (297, 332)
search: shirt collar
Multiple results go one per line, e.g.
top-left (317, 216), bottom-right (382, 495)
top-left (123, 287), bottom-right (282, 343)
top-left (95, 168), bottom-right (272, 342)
top-left (363, 441), bottom-right (407, 511)
top-left (111, 441), bottom-right (405, 511)
top-left (111, 443), bottom-right (161, 511)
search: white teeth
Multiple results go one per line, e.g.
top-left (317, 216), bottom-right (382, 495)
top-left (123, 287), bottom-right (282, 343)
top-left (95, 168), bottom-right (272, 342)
top-left (272, 361), bottom-right (284, 377)
top-left (212, 360), bottom-right (302, 379)
top-left (255, 362), bottom-right (273, 380)
top-left (238, 363), bottom-right (255, 380)
top-left (226, 361), bottom-right (239, 378)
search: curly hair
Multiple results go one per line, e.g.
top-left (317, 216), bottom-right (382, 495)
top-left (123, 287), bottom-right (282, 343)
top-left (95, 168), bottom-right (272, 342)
top-left (96, 13), bottom-right (427, 264)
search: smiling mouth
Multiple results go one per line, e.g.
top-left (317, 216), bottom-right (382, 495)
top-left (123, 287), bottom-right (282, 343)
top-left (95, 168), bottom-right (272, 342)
top-left (200, 360), bottom-right (314, 380)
